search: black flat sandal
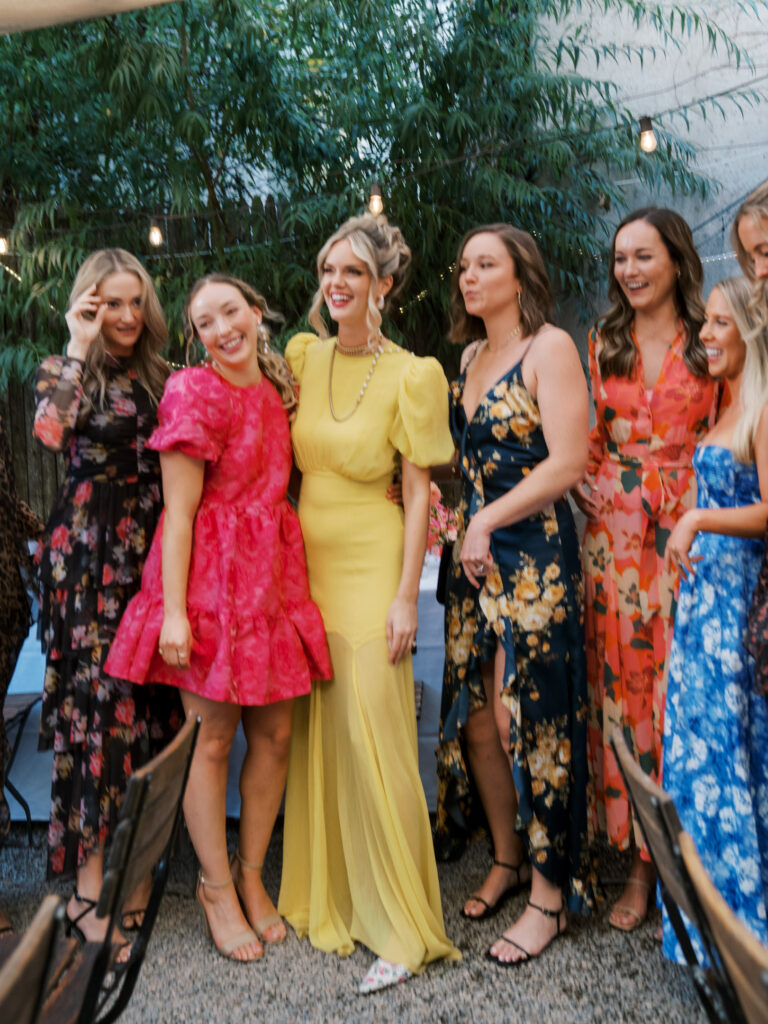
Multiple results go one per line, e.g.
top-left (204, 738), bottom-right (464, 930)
top-left (486, 899), bottom-right (566, 967)
top-left (461, 857), bottom-right (531, 921)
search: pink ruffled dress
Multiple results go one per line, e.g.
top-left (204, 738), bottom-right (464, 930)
top-left (106, 364), bottom-right (331, 705)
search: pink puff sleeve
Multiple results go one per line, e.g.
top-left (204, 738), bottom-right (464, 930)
top-left (148, 366), bottom-right (231, 462)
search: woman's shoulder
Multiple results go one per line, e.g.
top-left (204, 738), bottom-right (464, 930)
top-left (284, 332), bottom-right (326, 379)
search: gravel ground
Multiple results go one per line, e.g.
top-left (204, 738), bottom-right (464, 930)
top-left (0, 823), bottom-right (704, 1024)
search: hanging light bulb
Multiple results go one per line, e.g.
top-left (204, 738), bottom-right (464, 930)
top-left (148, 223), bottom-right (164, 247)
top-left (639, 117), bottom-right (658, 154)
top-left (368, 183), bottom-right (384, 216)
top-left (0, 237), bottom-right (8, 255)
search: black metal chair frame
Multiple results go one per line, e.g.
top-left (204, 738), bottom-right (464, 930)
top-left (53, 713), bottom-right (200, 1024)
top-left (3, 692), bottom-right (42, 845)
top-left (609, 728), bottom-right (744, 1024)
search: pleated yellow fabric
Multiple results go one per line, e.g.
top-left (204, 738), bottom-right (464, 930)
top-left (278, 334), bottom-right (459, 972)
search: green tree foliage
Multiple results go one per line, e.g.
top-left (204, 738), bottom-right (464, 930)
top-left (0, 0), bottom-right (762, 381)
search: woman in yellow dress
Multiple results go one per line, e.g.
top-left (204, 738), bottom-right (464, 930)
top-left (278, 214), bottom-right (460, 993)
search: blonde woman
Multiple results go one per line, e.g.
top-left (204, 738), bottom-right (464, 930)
top-left (735, 181), bottom-right (768, 692)
top-left (107, 274), bottom-right (331, 962)
top-left (662, 276), bottom-right (768, 961)
top-left (278, 215), bottom-right (460, 992)
top-left (33, 249), bottom-right (179, 947)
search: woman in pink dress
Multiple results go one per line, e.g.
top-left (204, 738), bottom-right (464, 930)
top-left (107, 274), bottom-right (331, 963)
top-left (572, 208), bottom-right (717, 932)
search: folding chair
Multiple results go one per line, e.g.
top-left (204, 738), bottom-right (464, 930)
top-left (680, 831), bottom-right (768, 1024)
top-left (41, 713), bottom-right (200, 1024)
top-left (609, 728), bottom-right (739, 1023)
top-left (0, 895), bottom-right (65, 1024)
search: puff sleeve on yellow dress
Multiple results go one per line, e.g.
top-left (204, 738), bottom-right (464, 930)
top-left (278, 333), bottom-right (459, 972)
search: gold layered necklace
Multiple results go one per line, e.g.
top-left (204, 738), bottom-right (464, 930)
top-left (328, 339), bottom-right (387, 422)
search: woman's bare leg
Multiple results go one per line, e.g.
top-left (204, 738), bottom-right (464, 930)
top-left (180, 690), bottom-right (262, 962)
top-left (232, 699), bottom-right (293, 942)
top-left (463, 644), bottom-right (529, 916)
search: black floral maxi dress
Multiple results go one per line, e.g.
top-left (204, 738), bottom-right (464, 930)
top-left (33, 355), bottom-right (180, 879)
top-left (434, 354), bottom-right (598, 913)
top-left (0, 414), bottom-right (43, 847)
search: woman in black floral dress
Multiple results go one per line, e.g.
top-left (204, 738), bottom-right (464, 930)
top-left (435, 224), bottom-right (597, 965)
top-left (33, 249), bottom-right (180, 944)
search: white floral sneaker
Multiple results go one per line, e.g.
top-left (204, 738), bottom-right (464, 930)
top-left (358, 957), bottom-right (412, 994)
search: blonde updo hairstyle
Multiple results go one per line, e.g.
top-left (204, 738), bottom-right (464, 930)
top-left (68, 248), bottom-right (169, 412)
top-left (308, 214), bottom-right (412, 343)
top-left (183, 273), bottom-right (297, 417)
top-left (732, 179), bottom-right (768, 322)
top-left (713, 276), bottom-right (768, 464)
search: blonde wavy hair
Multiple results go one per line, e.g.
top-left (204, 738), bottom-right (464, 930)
top-left (713, 276), bottom-right (768, 464)
top-left (69, 249), bottom-right (169, 411)
top-left (732, 180), bottom-right (768, 323)
top-left (308, 214), bottom-right (411, 343)
top-left (183, 274), bottom-right (297, 416)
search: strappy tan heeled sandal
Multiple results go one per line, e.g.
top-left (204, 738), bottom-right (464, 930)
top-left (196, 872), bottom-right (262, 962)
top-left (609, 876), bottom-right (651, 932)
top-left (231, 850), bottom-right (287, 944)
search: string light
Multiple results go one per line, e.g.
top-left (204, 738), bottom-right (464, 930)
top-left (639, 117), bottom-right (658, 153)
top-left (148, 222), bottom-right (164, 247)
top-left (368, 183), bottom-right (384, 216)
top-left (0, 237), bottom-right (8, 255)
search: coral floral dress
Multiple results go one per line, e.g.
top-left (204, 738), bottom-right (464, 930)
top-left (582, 327), bottom-right (717, 851)
top-left (106, 365), bottom-right (331, 703)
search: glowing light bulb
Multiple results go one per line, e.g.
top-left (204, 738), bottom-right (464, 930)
top-left (0, 237), bottom-right (7, 255)
top-left (148, 224), bottom-right (163, 247)
top-left (368, 183), bottom-right (384, 216)
top-left (639, 117), bottom-right (658, 154)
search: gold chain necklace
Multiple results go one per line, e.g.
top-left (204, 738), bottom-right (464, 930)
top-left (328, 342), bottom-right (387, 422)
top-left (334, 339), bottom-right (377, 357)
top-left (486, 322), bottom-right (523, 354)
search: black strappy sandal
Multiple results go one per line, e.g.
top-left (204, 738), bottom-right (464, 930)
top-left (485, 900), bottom-right (566, 966)
top-left (66, 890), bottom-right (132, 964)
top-left (461, 857), bottom-right (531, 920)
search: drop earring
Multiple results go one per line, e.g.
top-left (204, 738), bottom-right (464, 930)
top-left (377, 295), bottom-right (385, 310)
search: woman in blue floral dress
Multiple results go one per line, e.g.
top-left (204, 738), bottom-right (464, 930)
top-left (435, 224), bottom-right (597, 965)
top-left (662, 276), bottom-right (768, 961)
top-left (34, 249), bottom-right (180, 945)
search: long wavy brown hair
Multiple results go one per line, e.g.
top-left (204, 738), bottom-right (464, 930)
top-left (448, 224), bottom-right (555, 346)
top-left (69, 249), bottom-right (169, 411)
top-left (183, 274), bottom-right (297, 416)
top-left (596, 207), bottom-right (707, 380)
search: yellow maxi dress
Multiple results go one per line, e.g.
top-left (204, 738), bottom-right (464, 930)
top-left (278, 333), bottom-right (460, 973)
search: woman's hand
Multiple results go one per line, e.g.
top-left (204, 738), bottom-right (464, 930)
top-left (158, 612), bottom-right (194, 669)
top-left (570, 477), bottom-right (599, 520)
top-left (459, 511), bottom-right (494, 588)
top-left (386, 594), bottom-right (418, 665)
top-left (664, 510), bottom-right (702, 579)
top-left (65, 284), bottom-right (106, 361)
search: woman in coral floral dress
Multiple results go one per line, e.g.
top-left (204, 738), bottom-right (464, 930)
top-left (108, 274), bottom-right (331, 963)
top-left (34, 249), bottom-right (179, 946)
top-left (572, 208), bottom-right (717, 931)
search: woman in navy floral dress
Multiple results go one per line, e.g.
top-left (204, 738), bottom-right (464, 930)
top-left (435, 224), bottom-right (597, 966)
top-left (33, 249), bottom-right (180, 945)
